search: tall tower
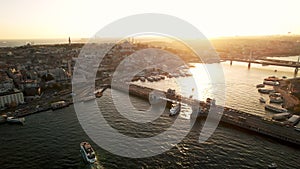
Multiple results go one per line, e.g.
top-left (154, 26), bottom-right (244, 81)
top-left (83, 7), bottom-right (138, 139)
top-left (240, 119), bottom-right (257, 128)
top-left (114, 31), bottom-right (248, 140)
top-left (68, 37), bottom-right (71, 46)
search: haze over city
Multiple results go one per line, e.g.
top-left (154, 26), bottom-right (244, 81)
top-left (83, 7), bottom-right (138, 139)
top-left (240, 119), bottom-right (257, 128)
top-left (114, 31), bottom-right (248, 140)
top-left (1, 0), bottom-right (300, 39)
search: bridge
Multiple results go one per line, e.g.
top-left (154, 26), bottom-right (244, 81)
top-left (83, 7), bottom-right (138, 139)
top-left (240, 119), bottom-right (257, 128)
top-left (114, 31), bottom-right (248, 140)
top-left (222, 57), bottom-right (300, 74)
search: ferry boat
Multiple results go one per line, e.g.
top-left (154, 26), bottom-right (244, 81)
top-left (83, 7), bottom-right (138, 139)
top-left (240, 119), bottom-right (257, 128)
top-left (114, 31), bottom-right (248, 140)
top-left (6, 116), bottom-right (25, 125)
top-left (80, 142), bottom-right (97, 164)
top-left (169, 103), bottom-right (181, 116)
top-left (265, 104), bottom-right (287, 113)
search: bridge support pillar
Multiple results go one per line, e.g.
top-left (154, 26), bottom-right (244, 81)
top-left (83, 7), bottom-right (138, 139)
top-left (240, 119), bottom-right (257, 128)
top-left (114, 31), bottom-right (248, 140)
top-left (248, 62), bottom-right (251, 69)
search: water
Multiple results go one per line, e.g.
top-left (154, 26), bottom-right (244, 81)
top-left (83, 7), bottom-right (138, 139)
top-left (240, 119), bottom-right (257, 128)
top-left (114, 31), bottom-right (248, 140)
top-left (134, 61), bottom-right (300, 117)
top-left (0, 60), bottom-right (300, 168)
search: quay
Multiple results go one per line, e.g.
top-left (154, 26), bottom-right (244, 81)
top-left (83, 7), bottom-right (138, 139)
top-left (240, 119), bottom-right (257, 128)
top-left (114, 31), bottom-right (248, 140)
top-left (112, 83), bottom-right (300, 146)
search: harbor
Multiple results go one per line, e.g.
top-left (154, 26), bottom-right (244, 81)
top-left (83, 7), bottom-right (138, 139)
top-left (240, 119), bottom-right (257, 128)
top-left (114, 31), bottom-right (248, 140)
top-left (111, 82), bottom-right (300, 146)
top-left (0, 39), bottom-right (299, 168)
top-left (1, 60), bottom-right (300, 168)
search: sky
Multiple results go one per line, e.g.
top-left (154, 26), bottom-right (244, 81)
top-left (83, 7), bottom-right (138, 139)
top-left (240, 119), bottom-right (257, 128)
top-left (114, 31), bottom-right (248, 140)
top-left (0, 0), bottom-right (300, 39)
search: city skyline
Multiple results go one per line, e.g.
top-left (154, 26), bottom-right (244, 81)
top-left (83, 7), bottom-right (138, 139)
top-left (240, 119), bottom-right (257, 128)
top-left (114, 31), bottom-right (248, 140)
top-left (1, 0), bottom-right (300, 39)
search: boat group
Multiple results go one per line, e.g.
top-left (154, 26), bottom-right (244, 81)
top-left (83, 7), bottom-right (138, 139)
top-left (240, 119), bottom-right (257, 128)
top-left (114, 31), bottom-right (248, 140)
top-left (257, 76), bottom-right (287, 113)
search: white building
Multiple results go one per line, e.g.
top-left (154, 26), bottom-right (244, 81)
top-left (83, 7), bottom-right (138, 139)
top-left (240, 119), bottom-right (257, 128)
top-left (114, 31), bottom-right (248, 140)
top-left (0, 90), bottom-right (24, 108)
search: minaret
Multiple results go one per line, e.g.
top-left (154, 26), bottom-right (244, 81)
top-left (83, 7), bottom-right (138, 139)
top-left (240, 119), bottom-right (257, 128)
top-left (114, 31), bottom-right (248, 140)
top-left (68, 37), bottom-right (71, 46)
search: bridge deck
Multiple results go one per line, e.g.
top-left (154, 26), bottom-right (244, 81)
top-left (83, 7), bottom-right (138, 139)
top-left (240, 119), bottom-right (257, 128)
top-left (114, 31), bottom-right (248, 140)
top-left (223, 58), bottom-right (300, 68)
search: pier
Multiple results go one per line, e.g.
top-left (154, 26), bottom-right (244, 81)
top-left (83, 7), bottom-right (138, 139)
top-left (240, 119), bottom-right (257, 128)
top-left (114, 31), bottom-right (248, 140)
top-left (112, 83), bottom-right (300, 146)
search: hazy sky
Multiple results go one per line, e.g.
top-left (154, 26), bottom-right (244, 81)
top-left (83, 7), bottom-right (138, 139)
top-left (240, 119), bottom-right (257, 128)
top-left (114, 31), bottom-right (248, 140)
top-left (1, 0), bottom-right (300, 39)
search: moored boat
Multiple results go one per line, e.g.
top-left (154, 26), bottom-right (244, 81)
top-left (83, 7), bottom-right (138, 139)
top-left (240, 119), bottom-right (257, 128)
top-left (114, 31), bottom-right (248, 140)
top-left (269, 97), bottom-right (283, 104)
top-left (256, 84), bottom-right (265, 88)
top-left (146, 77), bottom-right (154, 82)
top-left (51, 101), bottom-right (69, 110)
top-left (140, 77), bottom-right (146, 82)
top-left (159, 75), bottom-right (165, 80)
top-left (265, 104), bottom-right (287, 113)
top-left (258, 88), bottom-right (275, 94)
top-left (169, 103), bottom-right (181, 116)
top-left (80, 142), bottom-right (97, 164)
top-left (264, 76), bottom-right (281, 82)
top-left (259, 97), bottom-right (266, 103)
top-left (272, 112), bottom-right (290, 120)
top-left (6, 116), bottom-right (25, 125)
top-left (269, 93), bottom-right (281, 97)
top-left (263, 80), bottom-right (279, 86)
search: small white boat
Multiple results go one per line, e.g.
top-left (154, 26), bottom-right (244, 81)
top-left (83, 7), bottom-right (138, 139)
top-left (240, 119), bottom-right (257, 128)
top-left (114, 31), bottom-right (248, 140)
top-left (170, 103), bottom-right (181, 116)
top-left (6, 117), bottom-right (25, 124)
top-left (80, 142), bottom-right (97, 164)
